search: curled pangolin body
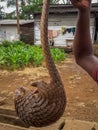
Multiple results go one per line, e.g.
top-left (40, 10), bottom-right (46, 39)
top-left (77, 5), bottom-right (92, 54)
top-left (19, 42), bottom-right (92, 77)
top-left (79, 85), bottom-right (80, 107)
top-left (14, 0), bottom-right (66, 127)
top-left (15, 81), bottom-right (66, 127)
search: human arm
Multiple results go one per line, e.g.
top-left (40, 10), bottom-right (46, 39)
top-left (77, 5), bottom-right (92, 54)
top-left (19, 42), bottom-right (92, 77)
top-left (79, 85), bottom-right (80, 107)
top-left (70, 0), bottom-right (98, 80)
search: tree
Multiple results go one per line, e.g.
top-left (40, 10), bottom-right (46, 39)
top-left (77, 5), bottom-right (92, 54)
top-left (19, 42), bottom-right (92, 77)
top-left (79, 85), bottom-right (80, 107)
top-left (50, 0), bottom-right (60, 4)
top-left (6, 0), bottom-right (75, 20)
top-left (22, 0), bottom-right (60, 19)
top-left (66, 0), bottom-right (71, 4)
top-left (62, 0), bottom-right (71, 4)
top-left (16, 0), bottom-right (20, 39)
top-left (0, 5), bottom-right (4, 19)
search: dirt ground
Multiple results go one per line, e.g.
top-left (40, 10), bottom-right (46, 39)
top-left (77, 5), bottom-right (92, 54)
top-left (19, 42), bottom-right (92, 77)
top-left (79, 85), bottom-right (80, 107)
top-left (0, 54), bottom-right (98, 124)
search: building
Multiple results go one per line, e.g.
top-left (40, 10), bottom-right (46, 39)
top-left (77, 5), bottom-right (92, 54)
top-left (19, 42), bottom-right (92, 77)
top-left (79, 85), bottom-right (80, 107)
top-left (34, 3), bottom-right (98, 48)
top-left (0, 20), bottom-right (34, 44)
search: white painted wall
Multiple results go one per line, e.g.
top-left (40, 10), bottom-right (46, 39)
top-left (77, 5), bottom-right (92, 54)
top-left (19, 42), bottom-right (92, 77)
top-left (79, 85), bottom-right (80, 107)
top-left (0, 26), bottom-right (19, 42)
top-left (34, 15), bottom-right (95, 47)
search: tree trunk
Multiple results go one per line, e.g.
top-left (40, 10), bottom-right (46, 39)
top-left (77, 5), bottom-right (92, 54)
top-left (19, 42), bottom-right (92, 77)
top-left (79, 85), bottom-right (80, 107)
top-left (16, 0), bottom-right (20, 39)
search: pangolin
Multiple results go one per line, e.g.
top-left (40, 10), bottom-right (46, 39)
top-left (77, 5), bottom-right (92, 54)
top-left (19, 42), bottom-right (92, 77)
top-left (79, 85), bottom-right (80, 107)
top-left (14, 0), bottom-right (66, 127)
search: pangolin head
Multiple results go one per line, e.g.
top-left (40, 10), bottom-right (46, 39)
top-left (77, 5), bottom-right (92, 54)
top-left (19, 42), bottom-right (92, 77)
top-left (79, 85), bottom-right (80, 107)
top-left (14, 87), bottom-right (26, 98)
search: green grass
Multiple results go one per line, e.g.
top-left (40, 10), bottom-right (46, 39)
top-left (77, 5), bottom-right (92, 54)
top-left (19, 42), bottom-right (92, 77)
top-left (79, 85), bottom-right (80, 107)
top-left (0, 40), bottom-right (67, 70)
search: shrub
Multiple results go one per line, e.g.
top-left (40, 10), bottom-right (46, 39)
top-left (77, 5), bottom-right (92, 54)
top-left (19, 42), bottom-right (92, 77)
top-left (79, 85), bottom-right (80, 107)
top-left (0, 41), bottom-right (67, 70)
top-left (50, 48), bottom-right (66, 62)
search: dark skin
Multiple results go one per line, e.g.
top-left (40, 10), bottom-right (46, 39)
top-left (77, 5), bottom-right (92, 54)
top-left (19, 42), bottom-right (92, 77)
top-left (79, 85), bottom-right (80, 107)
top-left (70, 0), bottom-right (98, 81)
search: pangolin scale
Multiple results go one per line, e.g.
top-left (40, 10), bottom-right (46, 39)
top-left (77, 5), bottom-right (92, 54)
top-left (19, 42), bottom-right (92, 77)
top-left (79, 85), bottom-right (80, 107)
top-left (14, 0), bottom-right (66, 127)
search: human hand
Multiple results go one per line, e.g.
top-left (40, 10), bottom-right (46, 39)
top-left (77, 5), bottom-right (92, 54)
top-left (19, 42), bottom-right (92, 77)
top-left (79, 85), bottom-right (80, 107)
top-left (70, 0), bottom-right (92, 11)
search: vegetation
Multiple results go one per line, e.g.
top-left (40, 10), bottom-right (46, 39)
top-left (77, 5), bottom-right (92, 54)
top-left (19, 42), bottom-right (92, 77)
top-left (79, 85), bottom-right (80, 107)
top-left (1, 0), bottom-right (98, 19)
top-left (21, 0), bottom-right (60, 19)
top-left (0, 40), bottom-right (67, 70)
top-left (5, 0), bottom-right (60, 19)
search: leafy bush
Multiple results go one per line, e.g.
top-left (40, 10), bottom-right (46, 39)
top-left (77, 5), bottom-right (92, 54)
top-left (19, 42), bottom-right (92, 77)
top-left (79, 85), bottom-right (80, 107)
top-left (0, 41), bottom-right (67, 70)
top-left (50, 48), bottom-right (66, 62)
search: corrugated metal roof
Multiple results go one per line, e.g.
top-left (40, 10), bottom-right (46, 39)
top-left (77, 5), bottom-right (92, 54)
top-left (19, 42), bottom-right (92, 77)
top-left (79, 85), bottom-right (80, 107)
top-left (0, 20), bottom-right (34, 25)
top-left (34, 3), bottom-right (98, 15)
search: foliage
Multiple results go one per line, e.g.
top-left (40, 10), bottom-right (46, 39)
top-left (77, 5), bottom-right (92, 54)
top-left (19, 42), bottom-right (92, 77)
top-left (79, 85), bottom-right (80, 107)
top-left (5, 0), bottom-right (61, 19)
top-left (62, 0), bottom-right (71, 4)
top-left (0, 5), bottom-right (4, 19)
top-left (21, 0), bottom-right (60, 19)
top-left (50, 48), bottom-right (66, 63)
top-left (0, 40), bottom-right (67, 70)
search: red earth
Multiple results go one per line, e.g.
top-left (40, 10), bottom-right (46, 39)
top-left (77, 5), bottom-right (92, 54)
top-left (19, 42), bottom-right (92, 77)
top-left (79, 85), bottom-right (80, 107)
top-left (0, 54), bottom-right (98, 123)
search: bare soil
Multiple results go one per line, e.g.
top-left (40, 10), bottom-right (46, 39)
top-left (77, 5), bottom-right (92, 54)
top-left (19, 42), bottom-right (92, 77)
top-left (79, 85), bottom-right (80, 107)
top-left (0, 54), bottom-right (98, 123)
